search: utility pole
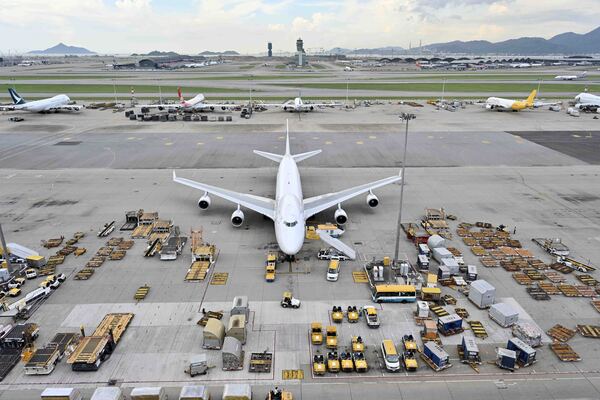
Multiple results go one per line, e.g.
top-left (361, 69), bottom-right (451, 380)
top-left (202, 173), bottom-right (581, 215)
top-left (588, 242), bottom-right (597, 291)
top-left (394, 113), bottom-right (416, 263)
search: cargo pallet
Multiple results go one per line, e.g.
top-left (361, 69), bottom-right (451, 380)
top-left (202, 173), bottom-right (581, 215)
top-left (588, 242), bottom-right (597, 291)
top-left (420, 352), bottom-right (452, 372)
top-left (118, 240), bottom-right (134, 250)
top-left (74, 247), bottom-right (87, 257)
top-left (42, 237), bottom-right (64, 249)
top-left (574, 285), bottom-right (595, 297)
top-left (74, 268), bottom-right (94, 280)
top-left (441, 294), bottom-right (457, 305)
top-left (352, 271), bottom-right (368, 283)
top-left (550, 263), bottom-right (573, 274)
top-left (249, 352), bottom-right (273, 373)
top-left (526, 287), bottom-right (550, 301)
top-left (550, 342), bottom-right (580, 361)
top-left (109, 250), bottom-right (126, 260)
top-left (577, 325), bottom-right (600, 338)
top-left (537, 282), bottom-right (560, 295)
top-left (558, 284), bottom-right (580, 297)
top-left (547, 324), bottom-right (576, 342)
top-left (544, 271), bottom-right (566, 283)
top-left (512, 273), bottom-right (532, 285)
top-left (454, 308), bottom-right (469, 319)
top-left (185, 261), bottom-right (212, 282)
top-left (591, 300), bottom-right (600, 313)
top-left (197, 311), bottom-right (224, 326)
top-left (429, 305), bottom-right (449, 318)
top-left (576, 274), bottom-right (599, 286)
top-left (468, 320), bottom-right (488, 339)
top-left (107, 237), bottom-right (124, 246)
top-left (134, 285), bottom-right (150, 300)
top-left (210, 272), bottom-right (228, 285)
top-left (439, 327), bottom-right (464, 336)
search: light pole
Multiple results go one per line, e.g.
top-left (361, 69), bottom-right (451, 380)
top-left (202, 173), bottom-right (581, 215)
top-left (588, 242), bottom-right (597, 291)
top-left (394, 112), bottom-right (416, 263)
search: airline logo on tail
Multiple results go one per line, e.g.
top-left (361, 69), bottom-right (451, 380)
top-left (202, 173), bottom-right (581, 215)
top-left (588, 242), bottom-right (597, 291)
top-left (178, 87), bottom-right (185, 104)
top-left (525, 89), bottom-right (537, 106)
top-left (8, 88), bottom-right (26, 105)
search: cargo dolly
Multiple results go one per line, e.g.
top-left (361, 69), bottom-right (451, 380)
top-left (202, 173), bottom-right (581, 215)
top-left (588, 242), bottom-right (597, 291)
top-left (577, 274), bottom-right (599, 286)
top-left (591, 300), bottom-right (600, 313)
top-left (97, 221), bottom-right (115, 237)
top-left (454, 308), bottom-right (469, 319)
top-left (420, 351), bottom-right (452, 372)
top-left (429, 304), bottom-right (449, 317)
top-left (134, 285), bottom-right (150, 301)
top-left (537, 282), bottom-right (560, 295)
top-left (42, 236), bottom-right (64, 249)
top-left (512, 273), bottom-right (532, 285)
top-left (526, 287), bottom-right (550, 301)
top-left (558, 284), bottom-right (580, 297)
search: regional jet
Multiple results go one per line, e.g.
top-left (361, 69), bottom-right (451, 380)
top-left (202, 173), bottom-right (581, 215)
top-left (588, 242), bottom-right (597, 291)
top-left (0, 88), bottom-right (81, 112)
top-left (263, 97), bottom-right (341, 112)
top-left (173, 122), bottom-right (401, 256)
top-left (484, 90), bottom-right (537, 111)
top-left (574, 92), bottom-right (600, 112)
top-left (555, 72), bottom-right (587, 81)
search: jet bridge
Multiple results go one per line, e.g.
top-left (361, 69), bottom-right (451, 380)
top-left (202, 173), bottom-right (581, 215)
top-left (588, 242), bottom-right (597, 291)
top-left (317, 230), bottom-right (356, 260)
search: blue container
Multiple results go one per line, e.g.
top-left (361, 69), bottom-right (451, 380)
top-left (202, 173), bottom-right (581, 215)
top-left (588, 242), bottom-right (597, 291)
top-left (424, 341), bottom-right (449, 368)
top-left (438, 314), bottom-right (463, 332)
top-left (497, 348), bottom-right (516, 370)
top-left (507, 337), bottom-right (536, 366)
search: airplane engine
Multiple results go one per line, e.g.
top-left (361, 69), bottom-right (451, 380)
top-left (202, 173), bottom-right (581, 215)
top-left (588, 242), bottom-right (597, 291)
top-left (231, 209), bottom-right (245, 227)
top-left (221, 106), bottom-right (227, 111)
top-left (334, 208), bottom-right (348, 225)
top-left (366, 192), bottom-right (379, 208)
top-left (485, 104), bottom-right (493, 110)
top-left (198, 194), bottom-right (211, 209)
top-left (283, 106), bottom-right (288, 111)
top-left (309, 105), bottom-right (314, 111)
top-left (209, 106), bottom-right (215, 111)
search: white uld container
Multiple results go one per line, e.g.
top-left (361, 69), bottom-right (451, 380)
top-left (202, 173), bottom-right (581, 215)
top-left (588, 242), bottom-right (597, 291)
top-left (489, 302), bottom-right (519, 327)
top-left (468, 279), bottom-right (495, 308)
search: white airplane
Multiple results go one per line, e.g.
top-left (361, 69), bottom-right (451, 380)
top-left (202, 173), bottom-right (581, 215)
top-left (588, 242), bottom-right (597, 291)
top-left (263, 97), bottom-right (341, 112)
top-left (140, 88), bottom-right (235, 112)
top-left (555, 71), bottom-right (587, 81)
top-left (0, 88), bottom-right (81, 113)
top-left (574, 92), bottom-right (600, 112)
top-left (173, 122), bottom-right (401, 256)
top-left (484, 90), bottom-right (537, 111)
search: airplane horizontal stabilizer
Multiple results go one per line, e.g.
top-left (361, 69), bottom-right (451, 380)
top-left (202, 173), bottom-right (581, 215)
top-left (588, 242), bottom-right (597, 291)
top-left (293, 149), bottom-right (322, 162)
top-left (253, 150), bottom-right (284, 163)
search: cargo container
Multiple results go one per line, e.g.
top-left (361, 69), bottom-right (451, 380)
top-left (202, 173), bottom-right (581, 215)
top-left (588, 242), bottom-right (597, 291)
top-left (423, 342), bottom-right (450, 370)
top-left (417, 254), bottom-right (429, 270)
top-left (420, 287), bottom-right (441, 302)
top-left (466, 265), bottom-right (478, 281)
top-left (179, 385), bottom-right (210, 400)
top-left (90, 387), bottom-right (124, 400)
top-left (222, 336), bottom-right (244, 371)
top-left (437, 314), bottom-right (463, 335)
top-left (427, 235), bottom-right (445, 249)
top-left (436, 265), bottom-right (450, 280)
top-left (202, 318), bottom-right (225, 349)
top-left (231, 296), bottom-right (249, 321)
top-left (227, 315), bottom-right (247, 344)
top-left (512, 322), bottom-right (542, 347)
top-left (441, 257), bottom-right (459, 275)
top-left (496, 348), bottom-right (517, 371)
top-left (507, 337), bottom-right (536, 366)
top-left (468, 279), bottom-right (495, 308)
top-left (432, 247), bottom-right (453, 263)
top-left (416, 301), bottom-right (429, 318)
top-left (130, 387), bottom-right (167, 400)
top-left (458, 336), bottom-right (480, 363)
top-left (222, 384), bottom-right (251, 400)
top-left (40, 388), bottom-right (83, 400)
top-left (418, 243), bottom-right (431, 256)
top-left (186, 354), bottom-right (208, 377)
top-left (489, 303), bottom-right (519, 327)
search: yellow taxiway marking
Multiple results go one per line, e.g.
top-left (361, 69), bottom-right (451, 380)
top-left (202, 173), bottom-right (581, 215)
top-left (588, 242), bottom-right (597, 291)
top-left (325, 141), bottom-right (333, 145)
top-left (215, 136), bottom-right (224, 140)
top-left (481, 140), bottom-right (491, 144)
top-left (164, 142), bottom-right (173, 146)
top-left (63, 137), bottom-right (71, 140)
top-left (197, 142), bottom-right (204, 146)
top-left (572, 134), bottom-right (581, 138)
top-left (313, 136), bottom-right (319, 140)
top-left (356, 141), bottom-right (364, 145)
top-left (279, 136), bottom-right (285, 139)
top-left (427, 135), bottom-right (435, 139)
top-left (368, 135), bottom-right (377, 139)
top-left (127, 137), bottom-right (137, 141)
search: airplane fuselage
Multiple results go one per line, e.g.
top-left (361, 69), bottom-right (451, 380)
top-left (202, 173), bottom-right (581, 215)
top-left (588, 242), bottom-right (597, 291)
top-left (274, 154), bottom-right (305, 255)
top-left (17, 94), bottom-right (71, 112)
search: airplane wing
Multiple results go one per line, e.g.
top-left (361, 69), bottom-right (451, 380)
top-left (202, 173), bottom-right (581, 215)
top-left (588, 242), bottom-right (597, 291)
top-left (303, 173), bottom-right (402, 219)
top-left (193, 103), bottom-right (239, 111)
top-left (50, 105), bottom-right (82, 112)
top-left (173, 171), bottom-right (276, 220)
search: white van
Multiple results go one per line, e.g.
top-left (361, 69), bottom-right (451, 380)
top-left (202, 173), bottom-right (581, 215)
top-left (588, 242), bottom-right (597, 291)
top-left (41, 388), bottom-right (83, 400)
top-left (381, 339), bottom-right (400, 372)
top-left (326, 259), bottom-right (340, 282)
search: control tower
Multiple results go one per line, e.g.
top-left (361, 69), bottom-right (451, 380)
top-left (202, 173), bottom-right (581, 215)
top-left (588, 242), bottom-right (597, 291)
top-left (267, 42), bottom-right (272, 57)
top-left (296, 38), bottom-right (306, 66)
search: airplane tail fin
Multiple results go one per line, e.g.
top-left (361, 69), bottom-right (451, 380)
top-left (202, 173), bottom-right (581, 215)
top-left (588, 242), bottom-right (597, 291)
top-left (292, 149), bottom-right (322, 162)
top-left (285, 120), bottom-right (291, 155)
top-left (8, 88), bottom-right (26, 105)
top-left (526, 89), bottom-right (537, 106)
top-left (254, 120), bottom-right (321, 163)
top-left (253, 150), bottom-right (284, 163)
top-left (177, 87), bottom-right (184, 103)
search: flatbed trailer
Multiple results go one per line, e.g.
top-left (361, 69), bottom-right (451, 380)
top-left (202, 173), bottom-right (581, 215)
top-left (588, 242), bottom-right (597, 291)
top-left (24, 346), bottom-right (60, 375)
top-left (0, 348), bottom-right (21, 381)
top-left (550, 342), bottom-right (581, 361)
top-left (558, 257), bottom-right (596, 273)
top-left (532, 238), bottom-right (570, 256)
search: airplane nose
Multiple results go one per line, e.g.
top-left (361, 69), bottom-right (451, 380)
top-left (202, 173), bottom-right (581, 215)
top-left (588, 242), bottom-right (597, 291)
top-left (279, 238), bottom-right (303, 256)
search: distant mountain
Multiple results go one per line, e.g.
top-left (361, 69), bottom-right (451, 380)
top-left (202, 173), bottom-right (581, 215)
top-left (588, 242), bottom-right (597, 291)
top-left (327, 26), bottom-right (600, 55)
top-left (418, 26), bottom-right (600, 55)
top-left (131, 51), bottom-right (181, 57)
top-left (199, 50), bottom-right (239, 56)
top-left (330, 46), bottom-right (404, 55)
top-left (29, 42), bottom-right (95, 55)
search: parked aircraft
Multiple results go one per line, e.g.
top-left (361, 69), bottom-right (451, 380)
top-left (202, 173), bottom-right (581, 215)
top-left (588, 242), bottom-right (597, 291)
top-left (140, 88), bottom-right (235, 111)
top-left (263, 97), bottom-right (341, 112)
top-left (0, 88), bottom-right (81, 112)
top-left (574, 92), bottom-right (600, 112)
top-left (484, 90), bottom-right (537, 111)
top-left (173, 122), bottom-right (401, 256)
top-left (555, 72), bottom-right (587, 81)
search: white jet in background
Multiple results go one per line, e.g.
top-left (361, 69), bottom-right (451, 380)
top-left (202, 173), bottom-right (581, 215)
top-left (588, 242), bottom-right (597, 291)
top-left (262, 96), bottom-right (341, 112)
top-left (0, 88), bottom-right (81, 112)
top-left (173, 122), bottom-right (401, 256)
top-left (140, 87), bottom-right (236, 112)
top-left (554, 71), bottom-right (587, 81)
top-left (574, 92), bottom-right (600, 112)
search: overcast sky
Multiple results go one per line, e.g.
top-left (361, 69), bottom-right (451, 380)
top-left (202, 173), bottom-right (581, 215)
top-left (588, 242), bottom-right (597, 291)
top-left (0, 0), bottom-right (598, 55)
